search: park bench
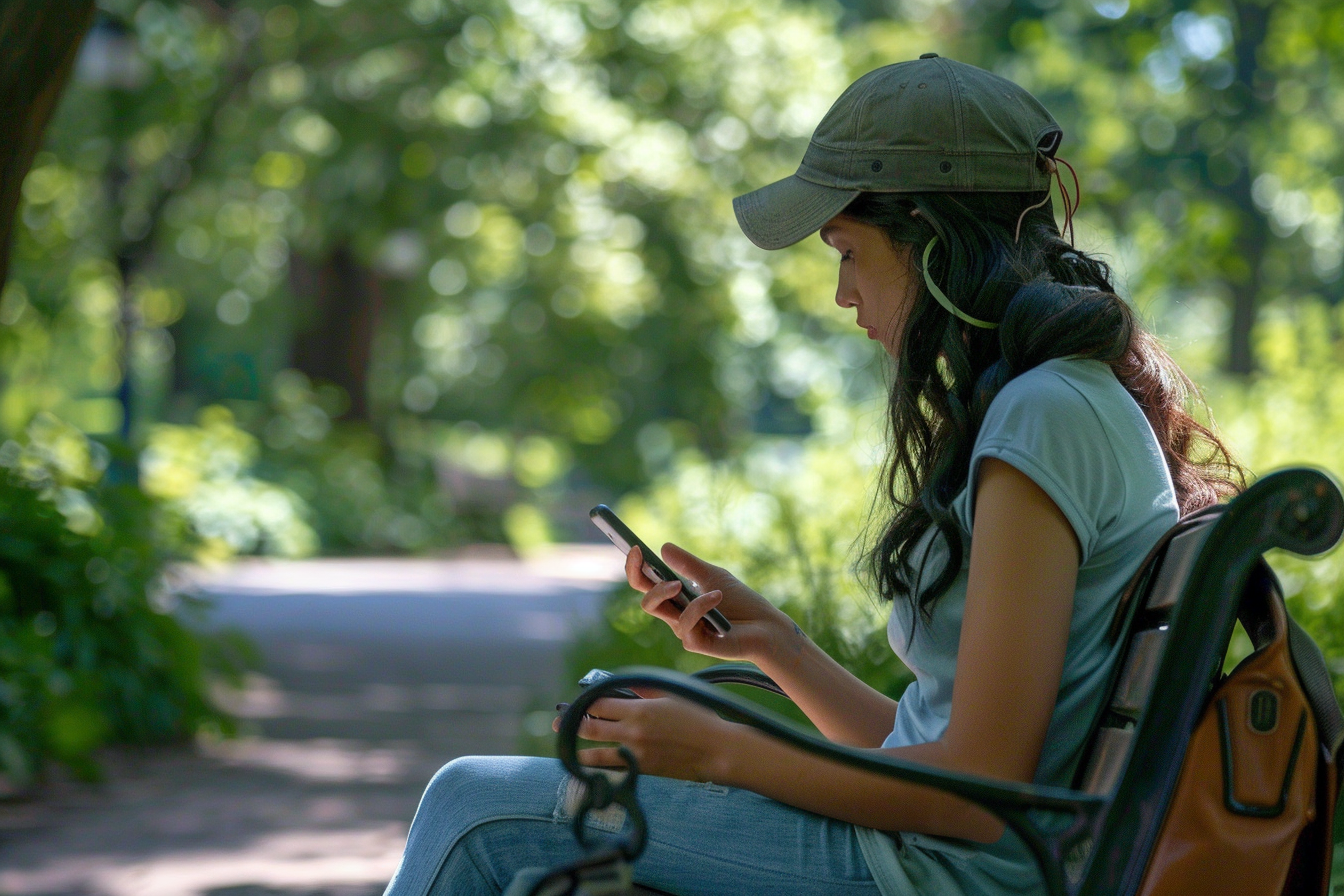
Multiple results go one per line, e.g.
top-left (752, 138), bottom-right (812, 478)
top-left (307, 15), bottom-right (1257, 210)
top-left (522, 466), bottom-right (1344, 896)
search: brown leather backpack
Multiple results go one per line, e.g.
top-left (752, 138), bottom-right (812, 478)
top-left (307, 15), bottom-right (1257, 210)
top-left (1138, 560), bottom-right (1344, 896)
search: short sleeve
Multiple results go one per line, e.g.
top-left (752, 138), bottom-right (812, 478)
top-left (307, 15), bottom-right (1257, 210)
top-left (959, 362), bottom-right (1127, 563)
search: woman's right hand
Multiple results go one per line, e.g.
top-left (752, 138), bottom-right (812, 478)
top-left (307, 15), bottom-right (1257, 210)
top-left (625, 543), bottom-right (794, 664)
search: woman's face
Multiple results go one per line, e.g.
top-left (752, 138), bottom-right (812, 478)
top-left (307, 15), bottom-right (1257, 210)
top-left (819, 214), bottom-right (920, 358)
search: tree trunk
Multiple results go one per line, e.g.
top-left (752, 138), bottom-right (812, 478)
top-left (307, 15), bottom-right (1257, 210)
top-left (288, 246), bottom-right (383, 420)
top-left (1227, 173), bottom-right (1267, 376)
top-left (1223, 0), bottom-right (1273, 376)
top-left (0, 0), bottom-right (97, 289)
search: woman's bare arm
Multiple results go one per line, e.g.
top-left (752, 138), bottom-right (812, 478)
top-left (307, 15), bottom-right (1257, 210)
top-left (715, 457), bottom-right (1078, 839)
top-left (582, 457), bottom-right (1079, 841)
top-left (748, 621), bottom-right (899, 748)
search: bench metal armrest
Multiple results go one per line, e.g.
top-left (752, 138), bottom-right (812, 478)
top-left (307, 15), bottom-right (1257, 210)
top-left (557, 667), bottom-right (1103, 896)
top-left (690, 663), bottom-right (787, 697)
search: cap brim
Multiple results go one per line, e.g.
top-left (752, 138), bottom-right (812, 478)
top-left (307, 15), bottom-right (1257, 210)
top-left (733, 175), bottom-right (860, 250)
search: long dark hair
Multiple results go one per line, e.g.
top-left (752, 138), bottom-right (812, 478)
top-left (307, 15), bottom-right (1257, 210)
top-left (846, 189), bottom-right (1246, 621)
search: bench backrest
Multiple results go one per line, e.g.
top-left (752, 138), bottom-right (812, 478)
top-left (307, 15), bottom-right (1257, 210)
top-left (1068, 469), bottom-right (1343, 896)
top-left (1074, 509), bottom-right (1224, 799)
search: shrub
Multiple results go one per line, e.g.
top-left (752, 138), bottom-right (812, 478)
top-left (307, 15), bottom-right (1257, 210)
top-left (141, 405), bottom-right (318, 562)
top-left (0, 414), bottom-right (243, 789)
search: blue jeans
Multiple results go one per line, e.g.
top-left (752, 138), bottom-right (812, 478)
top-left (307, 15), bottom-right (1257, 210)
top-left (382, 755), bottom-right (883, 896)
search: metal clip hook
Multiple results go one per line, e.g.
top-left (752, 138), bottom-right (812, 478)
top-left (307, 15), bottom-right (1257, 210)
top-left (569, 748), bottom-right (647, 858)
top-left (555, 683), bottom-right (650, 862)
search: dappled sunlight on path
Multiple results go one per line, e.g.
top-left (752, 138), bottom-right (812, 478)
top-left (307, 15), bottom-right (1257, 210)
top-left (0, 547), bottom-right (622, 896)
top-left (3, 822), bottom-right (403, 896)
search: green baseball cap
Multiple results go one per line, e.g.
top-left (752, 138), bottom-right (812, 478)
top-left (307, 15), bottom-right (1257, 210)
top-left (733, 54), bottom-right (1063, 250)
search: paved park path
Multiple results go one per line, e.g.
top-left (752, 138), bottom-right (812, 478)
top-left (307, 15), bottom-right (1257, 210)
top-left (0, 548), bottom-right (622, 896)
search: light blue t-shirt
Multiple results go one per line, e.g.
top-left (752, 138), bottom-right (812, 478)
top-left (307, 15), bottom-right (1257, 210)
top-left (856, 357), bottom-right (1179, 896)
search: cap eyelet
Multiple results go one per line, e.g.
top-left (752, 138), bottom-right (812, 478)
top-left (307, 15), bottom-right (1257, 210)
top-left (940, 161), bottom-right (953, 173)
top-left (917, 83), bottom-right (927, 89)
top-left (871, 160), bottom-right (883, 172)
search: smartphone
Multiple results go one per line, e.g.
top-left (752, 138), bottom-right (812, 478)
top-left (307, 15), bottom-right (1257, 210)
top-left (555, 668), bottom-right (642, 713)
top-left (578, 668), bottom-right (641, 699)
top-left (589, 504), bottom-right (731, 637)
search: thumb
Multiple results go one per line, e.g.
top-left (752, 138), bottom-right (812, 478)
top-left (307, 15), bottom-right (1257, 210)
top-left (660, 542), bottom-right (730, 588)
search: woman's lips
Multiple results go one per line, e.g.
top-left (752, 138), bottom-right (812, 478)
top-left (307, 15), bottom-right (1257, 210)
top-left (865, 326), bottom-right (877, 340)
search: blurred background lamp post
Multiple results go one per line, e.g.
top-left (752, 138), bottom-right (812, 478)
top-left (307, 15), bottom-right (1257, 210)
top-left (75, 17), bottom-right (148, 466)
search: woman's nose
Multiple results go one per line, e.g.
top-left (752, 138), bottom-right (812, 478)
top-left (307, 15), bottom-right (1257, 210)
top-left (835, 268), bottom-right (858, 309)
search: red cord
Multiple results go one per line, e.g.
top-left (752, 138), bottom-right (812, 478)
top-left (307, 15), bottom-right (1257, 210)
top-left (1015, 156), bottom-right (1083, 246)
top-left (1055, 157), bottom-right (1081, 246)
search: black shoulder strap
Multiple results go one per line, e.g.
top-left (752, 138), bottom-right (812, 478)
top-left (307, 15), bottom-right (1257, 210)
top-left (1286, 614), bottom-right (1344, 764)
top-left (1233, 560), bottom-right (1344, 764)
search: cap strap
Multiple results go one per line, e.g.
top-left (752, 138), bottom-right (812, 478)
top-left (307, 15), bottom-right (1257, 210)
top-left (922, 237), bottom-right (999, 330)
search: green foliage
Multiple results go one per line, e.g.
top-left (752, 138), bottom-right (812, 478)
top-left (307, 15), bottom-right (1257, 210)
top-left (5, 0), bottom-right (865, 551)
top-left (254, 370), bottom-right (507, 552)
top-left (1192, 304), bottom-right (1344, 699)
top-left (12, 0), bottom-right (1344, 555)
top-left (141, 404), bottom-right (317, 561)
top-left (0, 415), bottom-right (243, 788)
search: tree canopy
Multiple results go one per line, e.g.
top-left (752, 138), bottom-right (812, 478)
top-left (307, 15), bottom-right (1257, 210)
top-left (5, 0), bottom-right (1344, 552)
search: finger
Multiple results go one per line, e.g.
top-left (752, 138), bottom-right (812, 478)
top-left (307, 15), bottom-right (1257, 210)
top-left (575, 714), bottom-right (623, 742)
top-left (578, 747), bottom-right (628, 768)
top-left (552, 710), bottom-right (601, 735)
top-left (625, 546), bottom-right (657, 592)
top-left (661, 542), bottom-right (728, 589)
top-left (629, 686), bottom-right (666, 699)
top-left (639, 580), bottom-right (685, 623)
top-left (677, 590), bottom-right (724, 638)
top-left (586, 696), bottom-right (640, 720)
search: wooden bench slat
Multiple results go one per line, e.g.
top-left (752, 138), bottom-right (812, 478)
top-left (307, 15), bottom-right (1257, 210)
top-left (1080, 725), bottom-right (1134, 795)
top-left (1143, 524), bottom-right (1215, 612)
top-left (1111, 627), bottom-right (1168, 717)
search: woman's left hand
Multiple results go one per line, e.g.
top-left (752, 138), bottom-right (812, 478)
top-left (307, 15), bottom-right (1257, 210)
top-left (553, 695), bottom-right (734, 783)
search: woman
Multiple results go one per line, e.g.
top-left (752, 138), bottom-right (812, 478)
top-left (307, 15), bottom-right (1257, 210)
top-left (383, 55), bottom-right (1242, 896)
